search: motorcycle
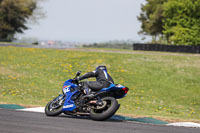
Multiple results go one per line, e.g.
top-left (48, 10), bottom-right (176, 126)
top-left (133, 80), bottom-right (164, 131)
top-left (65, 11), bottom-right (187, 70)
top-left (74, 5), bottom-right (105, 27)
top-left (45, 71), bottom-right (129, 121)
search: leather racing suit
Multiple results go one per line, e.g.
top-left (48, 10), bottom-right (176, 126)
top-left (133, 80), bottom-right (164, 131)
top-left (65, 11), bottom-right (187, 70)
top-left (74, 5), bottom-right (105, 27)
top-left (77, 66), bottom-right (114, 92)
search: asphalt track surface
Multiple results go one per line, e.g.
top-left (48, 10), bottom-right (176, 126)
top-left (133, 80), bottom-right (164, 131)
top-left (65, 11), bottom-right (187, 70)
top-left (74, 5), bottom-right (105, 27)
top-left (0, 109), bottom-right (199, 133)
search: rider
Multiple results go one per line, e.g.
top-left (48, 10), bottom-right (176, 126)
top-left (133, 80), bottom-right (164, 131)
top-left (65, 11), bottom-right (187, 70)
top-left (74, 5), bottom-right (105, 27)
top-left (76, 66), bottom-right (114, 98)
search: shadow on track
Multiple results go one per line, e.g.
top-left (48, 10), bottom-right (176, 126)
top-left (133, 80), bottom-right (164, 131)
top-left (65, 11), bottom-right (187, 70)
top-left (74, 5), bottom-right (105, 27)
top-left (58, 114), bottom-right (124, 122)
top-left (58, 114), bottom-right (168, 124)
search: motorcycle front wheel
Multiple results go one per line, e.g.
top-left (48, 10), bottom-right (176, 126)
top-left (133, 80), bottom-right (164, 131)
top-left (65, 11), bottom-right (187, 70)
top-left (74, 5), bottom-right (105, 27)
top-left (90, 97), bottom-right (119, 121)
top-left (45, 95), bottom-right (64, 116)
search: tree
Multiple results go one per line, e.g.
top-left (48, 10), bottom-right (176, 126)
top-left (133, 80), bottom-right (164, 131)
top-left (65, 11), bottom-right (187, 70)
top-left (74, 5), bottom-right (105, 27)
top-left (163, 0), bottom-right (200, 45)
top-left (0, 0), bottom-right (36, 41)
top-left (137, 0), bottom-right (168, 41)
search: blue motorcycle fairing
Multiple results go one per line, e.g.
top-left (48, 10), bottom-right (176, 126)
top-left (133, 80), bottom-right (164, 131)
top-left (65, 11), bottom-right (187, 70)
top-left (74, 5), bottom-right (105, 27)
top-left (63, 79), bottom-right (74, 87)
top-left (100, 84), bottom-right (117, 91)
top-left (63, 90), bottom-right (78, 111)
top-left (99, 84), bottom-right (127, 99)
top-left (62, 79), bottom-right (79, 111)
top-left (61, 79), bottom-right (127, 111)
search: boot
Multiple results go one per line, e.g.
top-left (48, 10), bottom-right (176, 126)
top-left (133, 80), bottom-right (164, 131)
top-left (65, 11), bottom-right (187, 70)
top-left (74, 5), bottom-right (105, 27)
top-left (82, 88), bottom-right (94, 99)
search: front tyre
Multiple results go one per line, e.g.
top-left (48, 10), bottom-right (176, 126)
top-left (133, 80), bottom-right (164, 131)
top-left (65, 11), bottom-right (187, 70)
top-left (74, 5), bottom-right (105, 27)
top-left (45, 95), bottom-right (64, 116)
top-left (90, 97), bottom-right (119, 121)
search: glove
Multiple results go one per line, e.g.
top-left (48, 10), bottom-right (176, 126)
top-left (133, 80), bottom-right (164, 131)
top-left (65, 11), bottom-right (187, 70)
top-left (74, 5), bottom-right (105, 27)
top-left (73, 77), bottom-right (79, 83)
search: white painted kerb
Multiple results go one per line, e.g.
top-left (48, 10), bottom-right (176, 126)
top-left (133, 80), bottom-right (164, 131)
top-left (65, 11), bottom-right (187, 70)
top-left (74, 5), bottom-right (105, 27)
top-left (167, 122), bottom-right (200, 128)
top-left (18, 107), bottom-right (45, 113)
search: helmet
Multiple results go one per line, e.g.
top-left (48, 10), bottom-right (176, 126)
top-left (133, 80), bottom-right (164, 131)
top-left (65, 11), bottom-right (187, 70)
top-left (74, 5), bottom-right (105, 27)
top-left (96, 65), bottom-right (107, 71)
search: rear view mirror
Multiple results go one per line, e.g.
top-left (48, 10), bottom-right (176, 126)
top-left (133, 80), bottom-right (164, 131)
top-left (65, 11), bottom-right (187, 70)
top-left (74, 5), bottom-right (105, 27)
top-left (76, 71), bottom-right (81, 76)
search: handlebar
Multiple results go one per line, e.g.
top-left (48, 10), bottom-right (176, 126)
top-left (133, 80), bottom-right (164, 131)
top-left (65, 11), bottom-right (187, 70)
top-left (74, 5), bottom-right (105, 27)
top-left (72, 71), bottom-right (82, 85)
top-left (72, 78), bottom-right (79, 85)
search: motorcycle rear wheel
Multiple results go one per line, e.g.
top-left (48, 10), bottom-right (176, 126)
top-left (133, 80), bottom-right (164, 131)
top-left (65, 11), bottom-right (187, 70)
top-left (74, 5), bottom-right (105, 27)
top-left (45, 95), bottom-right (64, 116)
top-left (90, 97), bottom-right (119, 121)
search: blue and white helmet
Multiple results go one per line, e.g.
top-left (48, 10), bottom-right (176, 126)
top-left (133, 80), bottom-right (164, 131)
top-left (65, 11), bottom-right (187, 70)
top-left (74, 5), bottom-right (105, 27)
top-left (96, 65), bottom-right (107, 71)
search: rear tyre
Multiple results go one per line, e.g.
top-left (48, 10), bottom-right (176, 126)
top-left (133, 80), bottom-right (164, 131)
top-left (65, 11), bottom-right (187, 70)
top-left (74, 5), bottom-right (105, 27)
top-left (45, 95), bottom-right (64, 116)
top-left (90, 97), bottom-right (119, 121)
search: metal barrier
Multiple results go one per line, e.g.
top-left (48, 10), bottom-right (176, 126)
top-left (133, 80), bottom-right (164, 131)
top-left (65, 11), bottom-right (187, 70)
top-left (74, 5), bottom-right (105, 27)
top-left (133, 43), bottom-right (200, 54)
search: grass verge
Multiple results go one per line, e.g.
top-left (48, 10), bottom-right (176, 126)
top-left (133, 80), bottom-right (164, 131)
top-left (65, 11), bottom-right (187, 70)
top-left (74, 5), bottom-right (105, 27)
top-left (0, 46), bottom-right (200, 122)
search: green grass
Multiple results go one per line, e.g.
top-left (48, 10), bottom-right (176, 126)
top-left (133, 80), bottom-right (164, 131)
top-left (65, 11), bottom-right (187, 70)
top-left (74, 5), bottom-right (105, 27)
top-left (0, 46), bottom-right (200, 121)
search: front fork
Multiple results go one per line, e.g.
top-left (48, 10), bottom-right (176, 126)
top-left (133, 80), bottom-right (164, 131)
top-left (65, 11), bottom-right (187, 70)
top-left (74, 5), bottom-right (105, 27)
top-left (57, 94), bottom-right (66, 106)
